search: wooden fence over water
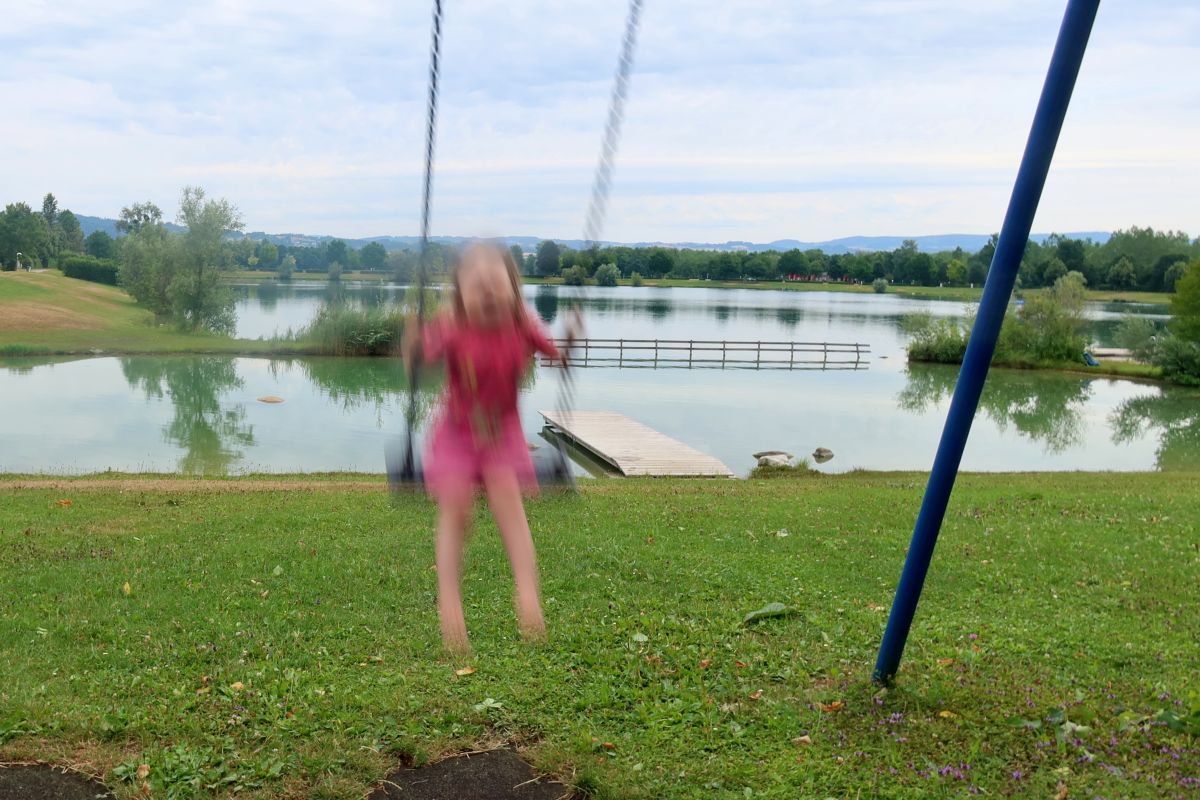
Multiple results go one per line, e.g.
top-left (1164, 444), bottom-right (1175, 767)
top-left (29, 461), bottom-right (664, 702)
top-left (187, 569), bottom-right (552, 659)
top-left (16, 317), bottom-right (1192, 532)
top-left (541, 338), bottom-right (871, 370)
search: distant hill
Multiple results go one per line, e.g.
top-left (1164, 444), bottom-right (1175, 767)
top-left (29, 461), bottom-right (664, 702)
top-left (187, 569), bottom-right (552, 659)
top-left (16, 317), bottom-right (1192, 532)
top-left (72, 215), bottom-right (1111, 254)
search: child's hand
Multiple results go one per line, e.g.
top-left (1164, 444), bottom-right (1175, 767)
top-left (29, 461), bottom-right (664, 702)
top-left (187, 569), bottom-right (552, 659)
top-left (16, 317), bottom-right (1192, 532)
top-left (563, 309), bottom-right (585, 345)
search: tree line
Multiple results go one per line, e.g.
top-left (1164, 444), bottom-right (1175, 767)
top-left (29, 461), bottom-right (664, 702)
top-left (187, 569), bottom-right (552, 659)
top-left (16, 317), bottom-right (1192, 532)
top-left (527, 229), bottom-right (1200, 293)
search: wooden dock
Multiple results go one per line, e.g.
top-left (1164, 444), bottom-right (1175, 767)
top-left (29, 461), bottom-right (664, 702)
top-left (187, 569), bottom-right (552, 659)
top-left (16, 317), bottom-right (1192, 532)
top-left (540, 411), bottom-right (734, 478)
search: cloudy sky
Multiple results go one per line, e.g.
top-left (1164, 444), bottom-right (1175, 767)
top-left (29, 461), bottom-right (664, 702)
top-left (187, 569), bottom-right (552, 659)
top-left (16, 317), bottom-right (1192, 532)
top-left (3, 1), bottom-right (1197, 243)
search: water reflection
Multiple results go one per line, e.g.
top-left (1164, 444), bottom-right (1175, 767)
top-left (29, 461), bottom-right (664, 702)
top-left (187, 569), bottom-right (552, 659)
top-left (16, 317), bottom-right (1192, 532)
top-left (295, 358), bottom-right (439, 421)
top-left (255, 281), bottom-right (279, 311)
top-left (776, 307), bottom-right (801, 328)
top-left (121, 357), bottom-right (255, 474)
top-left (534, 285), bottom-right (559, 324)
top-left (1111, 390), bottom-right (1200, 471)
top-left (898, 364), bottom-right (1091, 453)
top-left (647, 299), bottom-right (671, 320)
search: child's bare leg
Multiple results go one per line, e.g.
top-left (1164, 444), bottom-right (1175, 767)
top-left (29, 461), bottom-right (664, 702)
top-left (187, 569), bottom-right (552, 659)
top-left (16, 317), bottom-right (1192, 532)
top-left (482, 467), bottom-right (545, 640)
top-left (435, 481), bottom-right (474, 655)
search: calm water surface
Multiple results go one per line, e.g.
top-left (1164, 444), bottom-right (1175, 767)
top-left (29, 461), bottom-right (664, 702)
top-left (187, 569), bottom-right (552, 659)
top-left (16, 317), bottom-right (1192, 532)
top-left (0, 285), bottom-right (1190, 476)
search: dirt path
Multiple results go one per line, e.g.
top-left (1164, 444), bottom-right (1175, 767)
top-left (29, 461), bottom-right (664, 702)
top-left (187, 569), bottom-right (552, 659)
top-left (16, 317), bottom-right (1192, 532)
top-left (0, 478), bottom-right (388, 493)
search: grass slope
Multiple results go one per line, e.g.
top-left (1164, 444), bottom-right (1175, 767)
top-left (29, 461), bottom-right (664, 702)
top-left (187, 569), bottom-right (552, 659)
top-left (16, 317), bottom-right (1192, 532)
top-left (0, 272), bottom-right (309, 355)
top-left (1, 473), bottom-right (1196, 799)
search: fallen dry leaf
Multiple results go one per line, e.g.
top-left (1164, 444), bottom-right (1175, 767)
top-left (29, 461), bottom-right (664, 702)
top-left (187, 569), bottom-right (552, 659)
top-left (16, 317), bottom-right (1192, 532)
top-left (792, 735), bottom-right (812, 746)
top-left (455, 666), bottom-right (476, 677)
top-left (699, 659), bottom-right (712, 669)
top-left (56, 499), bottom-right (73, 507)
top-left (937, 658), bottom-right (955, 667)
top-left (938, 710), bottom-right (958, 719)
top-left (735, 660), bottom-right (748, 669)
top-left (1055, 782), bottom-right (1069, 800)
top-left (818, 701), bottom-right (845, 713)
top-left (748, 689), bottom-right (764, 700)
top-left (122, 582), bottom-right (132, 596)
top-left (230, 681), bottom-right (244, 691)
top-left (601, 742), bottom-right (615, 750)
top-left (136, 764), bottom-right (150, 781)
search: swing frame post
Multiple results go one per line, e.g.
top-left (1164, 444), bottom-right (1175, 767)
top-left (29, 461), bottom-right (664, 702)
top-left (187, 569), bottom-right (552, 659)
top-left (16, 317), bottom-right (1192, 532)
top-left (873, 0), bottom-right (1100, 685)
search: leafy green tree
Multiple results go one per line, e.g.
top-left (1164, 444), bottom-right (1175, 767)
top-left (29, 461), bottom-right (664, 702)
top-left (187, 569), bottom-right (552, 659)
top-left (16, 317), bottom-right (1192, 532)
top-left (509, 244), bottom-right (524, 273)
top-left (778, 249), bottom-right (805, 278)
top-left (359, 241), bottom-right (386, 271)
top-left (169, 186), bottom-right (244, 333)
top-left (1107, 256), bottom-right (1136, 289)
top-left (535, 240), bottom-right (561, 277)
top-left (1164, 260), bottom-right (1189, 292)
top-left (594, 263), bottom-right (620, 286)
top-left (1171, 260), bottom-right (1200, 343)
top-left (0, 203), bottom-right (52, 269)
top-left (256, 241), bottom-right (279, 270)
top-left (945, 258), bottom-right (967, 286)
top-left (1101, 226), bottom-right (1191, 290)
top-left (646, 249), bottom-right (674, 278)
top-left (562, 264), bottom-right (587, 285)
top-left (328, 261), bottom-right (343, 281)
top-left (324, 239), bottom-right (349, 269)
top-left (279, 255), bottom-right (295, 281)
top-left (968, 234), bottom-right (997, 286)
top-left (116, 201), bottom-right (164, 234)
top-left (1040, 256), bottom-right (1068, 286)
top-left (85, 230), bottom-right (115, 259)
top-left (58, 210), bottom-right (84, 253)
top-left (41, 193), bottom-right (59, 229)
top-left (119, 222), bottom-right (180, 316)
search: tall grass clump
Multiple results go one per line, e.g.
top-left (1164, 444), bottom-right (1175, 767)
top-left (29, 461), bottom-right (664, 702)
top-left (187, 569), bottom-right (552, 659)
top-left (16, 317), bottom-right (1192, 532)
top-left (906, 272), bottom-right (1090, 367)
top-left (302, 304), bottom-right (406, 356)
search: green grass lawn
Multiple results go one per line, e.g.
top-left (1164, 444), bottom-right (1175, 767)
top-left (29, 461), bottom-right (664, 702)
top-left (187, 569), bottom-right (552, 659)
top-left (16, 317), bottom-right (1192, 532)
top-left (1, 473), bottom-right (1196, 799)
top-left (0, 272), bottom-right (312, 356)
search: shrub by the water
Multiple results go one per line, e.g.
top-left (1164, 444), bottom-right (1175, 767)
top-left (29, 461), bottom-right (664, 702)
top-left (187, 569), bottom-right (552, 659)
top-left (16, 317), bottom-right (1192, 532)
top-left (1171, 259), bottom-right (1200, 343)
top-left (60, 254), bottom-right (119, 285)
top-left (562, 265), bottom-right (588, 286)
top-left (905, 315), bottom-right (970, 363)
top-left (872, 278), bottom-right (888, 293)
top-left (630, 271), bottom-right (644, 287)
top-left (302, 304), bottom-right (406, 356)
top-left (906, 272), bottom-right (1090, 367)
top-left (1147, 336), bottom-right (1200, 386)
top-left (1115, 315), bottom-right (1159, 360)
top-left (595, 263), bottom-right (620, 287)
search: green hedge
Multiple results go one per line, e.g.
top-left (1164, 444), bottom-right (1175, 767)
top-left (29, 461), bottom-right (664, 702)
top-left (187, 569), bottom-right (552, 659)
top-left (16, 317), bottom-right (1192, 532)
top-left (61, 254), bottom-right (120, 285)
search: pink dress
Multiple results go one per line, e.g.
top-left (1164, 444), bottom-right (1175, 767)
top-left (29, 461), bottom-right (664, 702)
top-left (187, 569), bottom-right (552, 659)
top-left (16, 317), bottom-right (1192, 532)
top-left (421, 310), bottom-right (561, 498)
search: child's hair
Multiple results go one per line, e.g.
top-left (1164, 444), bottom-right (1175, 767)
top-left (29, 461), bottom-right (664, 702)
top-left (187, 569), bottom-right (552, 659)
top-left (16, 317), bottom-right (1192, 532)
top-left (449, 240), bottom-right (528, 324)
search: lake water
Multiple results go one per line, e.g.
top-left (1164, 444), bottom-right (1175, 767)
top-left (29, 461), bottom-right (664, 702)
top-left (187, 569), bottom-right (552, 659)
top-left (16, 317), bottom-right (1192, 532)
top-left (1, 284), bottom-right (1193, 476)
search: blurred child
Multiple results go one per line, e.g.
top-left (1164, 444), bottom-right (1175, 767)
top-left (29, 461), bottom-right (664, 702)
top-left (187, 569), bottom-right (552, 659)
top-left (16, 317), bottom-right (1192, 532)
top-left (404, 241), bottom-right (578, 654)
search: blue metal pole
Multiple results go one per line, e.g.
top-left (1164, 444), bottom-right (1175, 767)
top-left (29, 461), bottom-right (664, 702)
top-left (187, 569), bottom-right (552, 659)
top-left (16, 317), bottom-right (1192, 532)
top-left (873, 0), bottom-right (1100, 684)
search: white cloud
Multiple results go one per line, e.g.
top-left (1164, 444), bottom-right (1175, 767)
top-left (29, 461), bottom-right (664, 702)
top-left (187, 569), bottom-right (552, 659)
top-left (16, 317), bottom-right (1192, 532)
top-left (1, 0), bottom-right (1196, 242)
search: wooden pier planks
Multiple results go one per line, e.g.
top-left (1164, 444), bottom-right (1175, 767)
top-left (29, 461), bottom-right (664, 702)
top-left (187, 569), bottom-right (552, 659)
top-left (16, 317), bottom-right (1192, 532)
top-left (540, 411), bottom-right (734, 477)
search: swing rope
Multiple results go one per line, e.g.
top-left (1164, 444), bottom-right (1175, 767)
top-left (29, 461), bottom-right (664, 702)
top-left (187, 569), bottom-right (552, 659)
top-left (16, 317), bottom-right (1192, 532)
top-left (399, 0), bottom-right (644, 480)
top-left (400, 0), bottom-right (443, 480)
top-left (556, 0), bottom-right (644, 424)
